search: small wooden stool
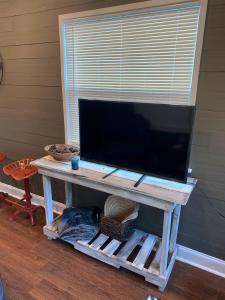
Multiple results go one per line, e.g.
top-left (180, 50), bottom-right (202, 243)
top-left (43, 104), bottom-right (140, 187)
top-left (3, 158), bottom-right (43, 225)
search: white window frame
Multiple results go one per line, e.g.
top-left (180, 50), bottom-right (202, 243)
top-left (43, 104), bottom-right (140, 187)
top-left (59, 0), bottom-right (208, 144)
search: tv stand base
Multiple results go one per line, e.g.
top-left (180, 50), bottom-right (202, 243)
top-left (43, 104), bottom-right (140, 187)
top-left (134, 174), bottom-right (146, 188)
top-left (102, 168), bottom-right (119, 179)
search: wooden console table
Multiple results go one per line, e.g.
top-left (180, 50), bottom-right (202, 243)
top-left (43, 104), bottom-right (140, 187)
top-left (32, 156), bottom-right (196, 291)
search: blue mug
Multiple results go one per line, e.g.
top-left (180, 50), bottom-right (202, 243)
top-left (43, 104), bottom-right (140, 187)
top-left (71, 156), bottom-right (80, 170)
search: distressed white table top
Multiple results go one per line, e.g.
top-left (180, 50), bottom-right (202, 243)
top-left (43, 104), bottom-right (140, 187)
top-left (32, 156), bottom-right (197, 211)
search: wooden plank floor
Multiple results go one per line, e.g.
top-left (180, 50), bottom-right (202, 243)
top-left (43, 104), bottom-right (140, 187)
top-left (0, 205), bottom-right (225, 300)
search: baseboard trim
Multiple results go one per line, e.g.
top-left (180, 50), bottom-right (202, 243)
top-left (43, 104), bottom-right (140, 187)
top-left (177, 245), bottom-right (225, 278)
top-left (0, 181), bottom-right (224, 278)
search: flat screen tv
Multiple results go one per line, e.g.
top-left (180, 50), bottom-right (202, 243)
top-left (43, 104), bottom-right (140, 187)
top-left (79, 99), bottom-right (194, 183)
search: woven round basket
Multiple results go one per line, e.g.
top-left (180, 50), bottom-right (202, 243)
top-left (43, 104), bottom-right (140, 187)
top-left (104, 195), bottom-right (139, 222)
top-left (100, 195), bottom-right (139, 241)
top-left (44, 144), bottom-right (79, 161)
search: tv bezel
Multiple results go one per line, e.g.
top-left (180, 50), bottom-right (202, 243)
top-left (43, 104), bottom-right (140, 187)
top-left (78, 98), bottom-right (195, 183)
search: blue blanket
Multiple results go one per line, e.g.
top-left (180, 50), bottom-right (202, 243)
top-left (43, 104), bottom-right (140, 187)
top-left (58, 207), bottom-right (99, 244)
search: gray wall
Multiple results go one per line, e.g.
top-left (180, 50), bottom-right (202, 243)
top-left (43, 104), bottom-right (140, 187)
top-left (0, 0), bottom-right (225, 260)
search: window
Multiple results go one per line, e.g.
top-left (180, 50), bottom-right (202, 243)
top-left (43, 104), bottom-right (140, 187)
top-left (59, 0), bottom-right (207, 144)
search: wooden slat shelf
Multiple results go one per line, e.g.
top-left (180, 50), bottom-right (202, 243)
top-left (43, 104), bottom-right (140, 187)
top-left (43, 216), bottom-right (171, 288)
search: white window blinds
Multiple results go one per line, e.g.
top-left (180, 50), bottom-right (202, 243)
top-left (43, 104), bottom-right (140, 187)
top-left (62, 2), bottom-right (201, 144)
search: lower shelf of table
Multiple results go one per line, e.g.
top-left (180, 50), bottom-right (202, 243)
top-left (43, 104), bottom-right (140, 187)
top-left (43, 218), bottom-right (177, 291)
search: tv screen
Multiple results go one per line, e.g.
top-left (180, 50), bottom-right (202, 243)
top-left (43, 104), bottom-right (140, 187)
top-left (79, 99), bottom-right (194, 183)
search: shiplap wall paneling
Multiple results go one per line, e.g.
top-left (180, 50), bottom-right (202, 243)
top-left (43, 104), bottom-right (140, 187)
top-left (0, 0), bottom-right (225, 260)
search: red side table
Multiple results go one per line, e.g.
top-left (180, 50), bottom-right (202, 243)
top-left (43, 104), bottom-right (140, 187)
top-left (2, 158), bottom-right (43, 225)
top-left (0, 152), bottom-right (7, 201)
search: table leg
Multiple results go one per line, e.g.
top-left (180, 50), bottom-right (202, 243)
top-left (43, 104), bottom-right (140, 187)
top-left (169, 204), bottom-right (181, 254)
top-left (42, 175), bottom-right (54, 226)
top-left (65, 182), bottom-right (73, 208)
top-left (160, 210), bottom-right (172, 277)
